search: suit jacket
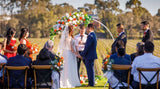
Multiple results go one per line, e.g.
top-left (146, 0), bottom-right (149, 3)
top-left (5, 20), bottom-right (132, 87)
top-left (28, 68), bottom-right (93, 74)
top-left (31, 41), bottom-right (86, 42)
top-left (33, 47), bottom-right (58, 83)
top-left (6, 55), bottom-right (32, 88)
top-left (80, 32), bottom-right (97, 60)
top-left (142, 29), bottom-right (153, 43)
top-left (111, 32), bottom-right (127, 54)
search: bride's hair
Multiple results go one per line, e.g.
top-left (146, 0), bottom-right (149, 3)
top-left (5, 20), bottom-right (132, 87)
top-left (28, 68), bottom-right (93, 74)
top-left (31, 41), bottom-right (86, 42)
top-left (68, 25), bottom-right (74, 38)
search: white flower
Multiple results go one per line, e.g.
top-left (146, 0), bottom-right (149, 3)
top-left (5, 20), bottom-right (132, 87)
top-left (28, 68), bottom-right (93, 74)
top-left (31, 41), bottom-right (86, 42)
top-left (73, 20), bottom-right (76, 24)
top-left (77, 14), bottom-right (80, 17)
top-left (69, 17), bottom-right (73, 20)
top-left (82, 15), bottom-right (85, 19)
top-left (73, 15), bottom-right (76, 18)
top-left (66, 13), bottom-right (69, 18)
top-left (65, 22), bottom-right (69, 25)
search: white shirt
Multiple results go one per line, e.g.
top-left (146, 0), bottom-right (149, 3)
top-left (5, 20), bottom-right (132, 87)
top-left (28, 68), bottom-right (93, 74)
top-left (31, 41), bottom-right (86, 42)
top-left (131, 53), bottom-right (160, 84)
top-left (74, 34), bottom-right (87, 51)
top-left (0, 55), bottom-right (7, 77)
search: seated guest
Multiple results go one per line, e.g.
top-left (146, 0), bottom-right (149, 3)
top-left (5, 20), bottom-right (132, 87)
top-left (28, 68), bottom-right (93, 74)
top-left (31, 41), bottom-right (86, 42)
top-left (6, 44), bottom-right (32, 88)
top-left (0, 42), bottom-right (7, 78)
top-left (130, 42), bottom-right (144, 62)
top-left (131, 41), bottom-right (160, 89)
top-left (36, 40), bottom-right (57, 61)
top-left (33, 40), bottom-right (60, 89)
top-left (0, 42), bottom-right (7, 88)
top-left (110, 43), bottom-right (131, 83)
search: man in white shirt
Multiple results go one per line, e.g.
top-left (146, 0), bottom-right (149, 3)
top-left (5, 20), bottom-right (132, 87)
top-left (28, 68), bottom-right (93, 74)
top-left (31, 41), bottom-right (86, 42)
top-left (131, 41), bottom-right (160, 88)
top-left (75, 24), bottom-right (87, 79)
top-left (0, 42), bottom-right (7, 78)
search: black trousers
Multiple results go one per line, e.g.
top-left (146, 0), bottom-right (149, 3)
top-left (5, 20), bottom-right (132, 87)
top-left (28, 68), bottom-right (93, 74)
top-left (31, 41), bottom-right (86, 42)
top-left (77, 51), bottom-right (85, 80)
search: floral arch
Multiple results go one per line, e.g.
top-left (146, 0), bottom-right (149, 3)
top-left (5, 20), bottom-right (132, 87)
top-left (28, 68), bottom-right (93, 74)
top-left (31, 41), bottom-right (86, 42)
top-left (49, 12), bottom-right (114, 41)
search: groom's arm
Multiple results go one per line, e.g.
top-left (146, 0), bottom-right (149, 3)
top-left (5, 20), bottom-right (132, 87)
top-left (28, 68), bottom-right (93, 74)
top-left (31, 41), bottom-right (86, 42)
top-left (80, 35), bottom-right (93, 58)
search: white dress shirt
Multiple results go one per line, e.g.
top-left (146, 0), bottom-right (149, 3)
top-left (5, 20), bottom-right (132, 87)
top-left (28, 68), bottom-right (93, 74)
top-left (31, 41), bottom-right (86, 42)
top-left (0, 55), bottom-right (7, 77)
top-left (74, 34), bottom-right (87, 51)
top-left (131, 53), bottom-right (160, 84)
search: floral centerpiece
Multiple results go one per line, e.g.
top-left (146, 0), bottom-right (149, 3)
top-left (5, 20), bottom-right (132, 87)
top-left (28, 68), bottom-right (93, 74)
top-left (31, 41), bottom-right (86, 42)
top-left (49, 12), bottom-right (93, 41)
top-left (80, 75), bottom-right (88, 84)
top-left (102, 55), bottom-right (114, 73)
top-left (50, 54), bottom-right (64, 72)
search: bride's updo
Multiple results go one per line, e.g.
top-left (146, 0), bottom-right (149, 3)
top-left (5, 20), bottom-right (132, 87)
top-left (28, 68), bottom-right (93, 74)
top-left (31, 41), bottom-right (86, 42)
top-left (68, 25), bottom-right (74, 38)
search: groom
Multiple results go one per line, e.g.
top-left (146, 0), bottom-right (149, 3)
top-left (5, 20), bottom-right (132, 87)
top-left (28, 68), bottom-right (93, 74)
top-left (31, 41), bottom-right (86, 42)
top-left (78, 23), bottom-right (97, 86)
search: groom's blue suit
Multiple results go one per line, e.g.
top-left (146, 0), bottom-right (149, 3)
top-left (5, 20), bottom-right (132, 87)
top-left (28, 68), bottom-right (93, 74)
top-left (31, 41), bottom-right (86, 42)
top-left (80, 32), bottom-right (97, 86)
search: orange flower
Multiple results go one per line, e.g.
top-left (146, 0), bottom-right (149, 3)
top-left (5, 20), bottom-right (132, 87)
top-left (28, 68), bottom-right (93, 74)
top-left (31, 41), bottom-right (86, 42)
top-left (79, 17), bottom-right (82, 20)
top-left (61, 57), bottom-right (64, 60)
top-left (75, 24), bottom-right (78, 27)
top-left (84, 75), bottom-right (87, 78)
top-left (106, 55), bottom-right (110, 59)
top-left (54, 29), bottom-right (57, 32)
top-left (59, 27), bottom-right (62, 30)
top-left (69, 13), bottom-right (72, 16)
top-left (58, 21), bottom-right (61, 24)
top-left (73, 18), bottom-right (76, 21)
top-left (67, 19), bottom-right (70, 22)
top-left (83, 19), bottom-right (86, 21)
top-left (62, 22), bottom-right (65, 24)
top-left (80, 75), bottom-right (82, 77)
top-left (104, 61), bottom-right (108, 65)
top-left (57, 62), bottom-right (61, 66)
top-left (80, 80), bottom-right (83, 84)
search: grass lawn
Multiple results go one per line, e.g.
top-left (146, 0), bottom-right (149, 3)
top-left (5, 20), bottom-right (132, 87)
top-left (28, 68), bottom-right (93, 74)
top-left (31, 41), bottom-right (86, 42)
top-left (60, 79), bottom-right (109, 89)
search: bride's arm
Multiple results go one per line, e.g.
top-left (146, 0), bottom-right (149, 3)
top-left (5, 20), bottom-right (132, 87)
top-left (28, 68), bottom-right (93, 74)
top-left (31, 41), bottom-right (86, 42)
top-left (70, 41), bottom-right (78, 56)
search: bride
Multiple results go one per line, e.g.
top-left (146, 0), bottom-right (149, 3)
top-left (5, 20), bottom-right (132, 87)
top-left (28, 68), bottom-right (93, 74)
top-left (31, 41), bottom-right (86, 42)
top-left (57, 25), bottom-right (81, 88)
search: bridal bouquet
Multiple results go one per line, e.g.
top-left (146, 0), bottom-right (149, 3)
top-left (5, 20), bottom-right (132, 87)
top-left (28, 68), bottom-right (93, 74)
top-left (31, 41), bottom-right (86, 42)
top-left (11, 44), bottom-right (17, 51)
top-left (102, 55), bottom-right (114, 73)
top-left (50, 56), bottom-right (64, 72)
top-left (28, 43), bottom-right (40, 54)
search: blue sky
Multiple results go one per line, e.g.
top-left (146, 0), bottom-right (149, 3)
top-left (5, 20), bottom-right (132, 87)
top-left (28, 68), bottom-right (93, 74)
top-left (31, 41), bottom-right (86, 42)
top-left (51, 0), bottom-right (160, 16)
top-left (0, 0), bottom-right (160, 16)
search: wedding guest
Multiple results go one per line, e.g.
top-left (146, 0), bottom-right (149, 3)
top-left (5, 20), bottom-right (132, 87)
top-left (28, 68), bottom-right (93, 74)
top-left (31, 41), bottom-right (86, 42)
top-left (0, 42), bottom-right (7, 78)
top-left (111, 23), bottom-right (127, 54)
top-left (34, 40), bottom-right (60, 89)
top-left (141, 21), bottom-right (153, 43)
top-left (6, 44), bottom-right (32, 88)
top-left (75, 24), bottom-right (87, 79)
top-left (130, 42), bottom-right (144, 61)
top-left (4, 27), bottom-right (17, 59)
top-left (110, 42), bottom-right (131, 83)
top-left (19, 28), bottom-right (34, 60)
top-left (131, 41), bottom-right (160, 89)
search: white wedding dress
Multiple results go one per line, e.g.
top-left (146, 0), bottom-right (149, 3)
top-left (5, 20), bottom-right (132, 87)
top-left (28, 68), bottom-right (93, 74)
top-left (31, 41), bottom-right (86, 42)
top-left (57, 26), bottom-right (81, 88)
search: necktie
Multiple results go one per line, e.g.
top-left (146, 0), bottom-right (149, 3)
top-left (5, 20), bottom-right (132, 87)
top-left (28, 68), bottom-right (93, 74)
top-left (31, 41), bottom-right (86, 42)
top-left (80, 35), bottom-right (83, 40)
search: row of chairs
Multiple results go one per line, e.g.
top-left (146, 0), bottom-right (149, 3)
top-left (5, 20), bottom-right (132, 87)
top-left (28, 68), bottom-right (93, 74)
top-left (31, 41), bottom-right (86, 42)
top-left (108, 64), bottom-right (160, 89)
top-left (0, 63), bottom-right (53, 89)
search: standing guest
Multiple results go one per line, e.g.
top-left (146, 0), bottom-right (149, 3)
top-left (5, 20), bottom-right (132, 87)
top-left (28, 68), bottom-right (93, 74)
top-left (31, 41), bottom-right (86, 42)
top-left (131, 41), bottom-right (160, 89)
top-left (130, 42), bottom-right (145, 62)
top-left (141, 21), bottom-right (153, 43)
top-left (6, 44), bottom-right (32, 88)
top-left (19, 28), bottom-right (33, 60)
top-left (4, 27), bottom-right (17, 59)
top-left (111, 23), bottom-right (127, 54)
top-left (75, 24), bottom-right (87, 79)
top-left (0, 42), bottom-right (7, 78)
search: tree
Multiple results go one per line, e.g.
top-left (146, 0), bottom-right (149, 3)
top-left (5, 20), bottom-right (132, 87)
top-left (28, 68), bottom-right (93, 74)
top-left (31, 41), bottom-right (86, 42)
top-left (156, 9), bottom-right (160, 17)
